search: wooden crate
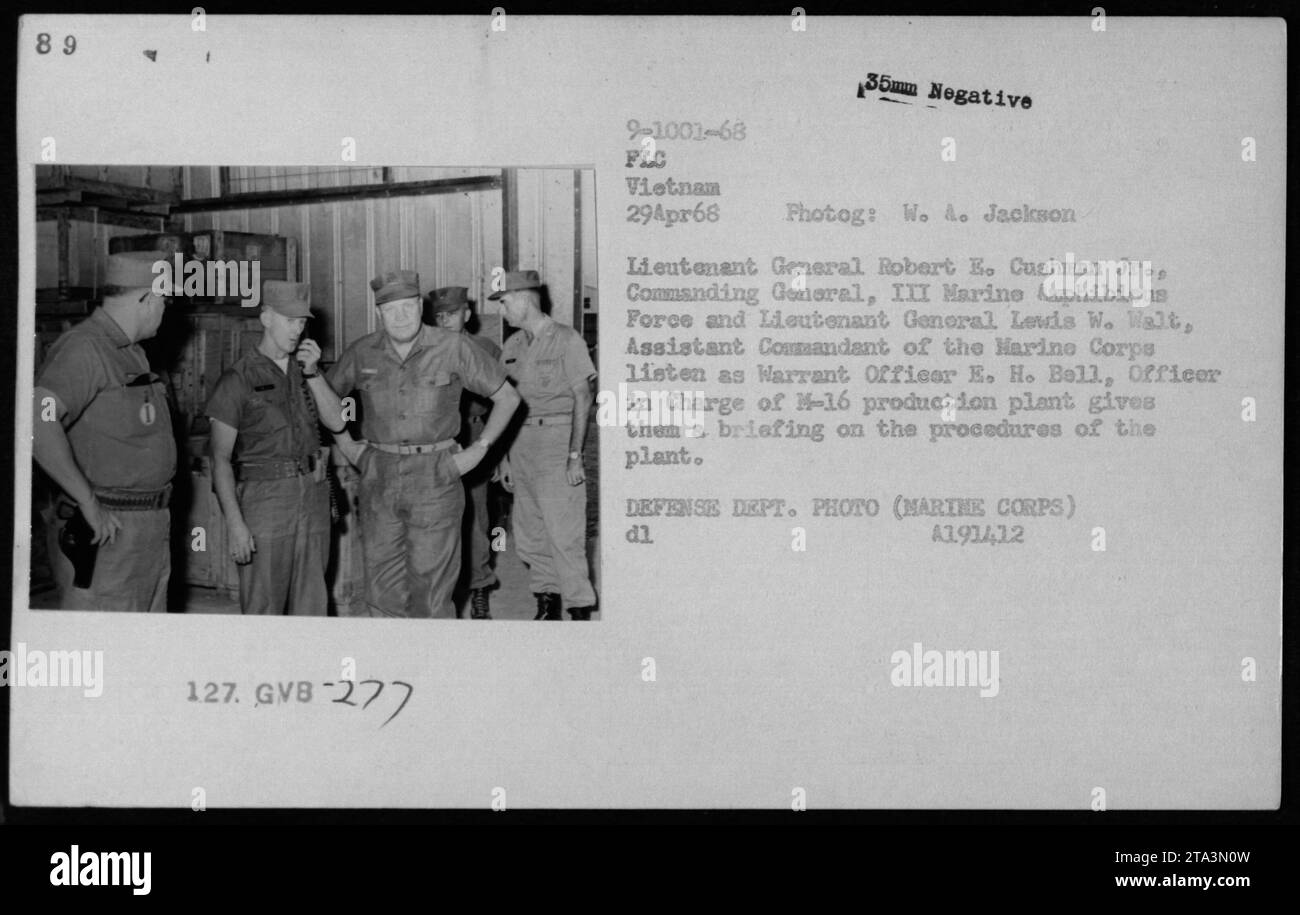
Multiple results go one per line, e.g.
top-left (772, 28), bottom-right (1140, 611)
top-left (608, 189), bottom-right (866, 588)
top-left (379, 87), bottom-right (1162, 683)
top-left (34, 317), bottom-right (81, 376)
top-left (36, 215), bottom-right (158, 299)
top-left (109, 230), bottom-right (298, 305)
top-left (178, 445), bottom-right (237, 594)
top-left (147, 312), bottom-right (262, 435)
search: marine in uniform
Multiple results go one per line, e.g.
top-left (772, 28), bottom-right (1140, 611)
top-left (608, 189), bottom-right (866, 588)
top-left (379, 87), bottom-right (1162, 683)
top-left (327, 269), bottom-right (521, 619)
top-left (205, 281), bottom-right (346, 615)
top-left (33, 251), bottom-right (178, 612)
top-left (493, 271), bottom-right (599, 621)
top-left (429, 286), bottom-right (501, 620)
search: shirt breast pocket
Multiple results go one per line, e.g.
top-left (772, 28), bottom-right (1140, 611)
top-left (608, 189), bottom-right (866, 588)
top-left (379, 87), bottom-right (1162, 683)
top-left (249, 387), bottom-right (292, 426)
top-left (118, 373), bottom-right (167, 430)
top-left (358, 376), bottom-right (387, 419)
top-left (534, 358), bottom-right (561, 389)
top-left (414, 371), bottom-right (455, 415)
top-left (244, 393), bottom-right (270, 422)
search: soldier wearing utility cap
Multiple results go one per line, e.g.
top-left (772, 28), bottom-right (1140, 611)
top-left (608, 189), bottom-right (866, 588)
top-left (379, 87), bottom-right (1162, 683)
top-left (205, 281), bottom-right (346, 615)
top-left (33, 251), bottom-right (178, 611)
top-left (428, 285), bottom-right (501, 619)
top-left (493, 270), bottom-right (599, 621)
top-left (326, 269), bottom-right (521, 619)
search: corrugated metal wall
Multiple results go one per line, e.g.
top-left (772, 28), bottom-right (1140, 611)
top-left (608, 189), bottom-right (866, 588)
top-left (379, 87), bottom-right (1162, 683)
top-left (180, 166), bottom-right (591, 360)
top-left (181, 166), bottom-right (499, 359)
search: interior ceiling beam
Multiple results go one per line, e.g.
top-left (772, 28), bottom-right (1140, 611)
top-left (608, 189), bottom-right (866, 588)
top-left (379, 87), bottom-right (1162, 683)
top-left (36, 172), bottom-right (179, 204)
top-left (36, 204), bottom-right (168, 231)
top-left (170, 175), bottom-right (502, 214)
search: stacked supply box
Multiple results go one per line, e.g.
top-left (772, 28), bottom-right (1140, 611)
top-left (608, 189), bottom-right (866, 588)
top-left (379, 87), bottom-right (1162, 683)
top-left (109, 230), bottom-right (298, 307)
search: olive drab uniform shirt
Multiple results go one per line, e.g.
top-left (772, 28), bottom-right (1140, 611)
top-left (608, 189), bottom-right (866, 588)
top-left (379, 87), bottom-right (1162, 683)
top-left (462, 333), bottom-right (502, 424)
top-left (326, 324), bottom-right (507, 444)
top-left (205, 350), bottom-right (321, 464)
top-left (500, 316), bottom-right (597, 414)
top-left (36, 307), bottom-right (177, 492)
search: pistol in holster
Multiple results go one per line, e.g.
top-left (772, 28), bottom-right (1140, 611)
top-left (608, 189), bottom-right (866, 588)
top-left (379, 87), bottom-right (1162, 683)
top-left (56, 502), bottom-right (98, 589)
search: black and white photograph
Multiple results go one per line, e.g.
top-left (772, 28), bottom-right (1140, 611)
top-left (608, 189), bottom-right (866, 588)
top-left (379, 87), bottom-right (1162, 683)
top-left (29, 164), bottom-right (601, 620)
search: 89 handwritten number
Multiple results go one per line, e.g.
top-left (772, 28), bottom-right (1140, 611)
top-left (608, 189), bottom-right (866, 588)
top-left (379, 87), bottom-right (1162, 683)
top-left (36, 33), bottom-right (77, 55)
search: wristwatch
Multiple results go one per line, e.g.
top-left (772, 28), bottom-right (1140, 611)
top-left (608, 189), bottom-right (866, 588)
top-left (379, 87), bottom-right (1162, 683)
top-left (301, 370), bottom-right (319, 379)
top-left (568, 451), bottom-right (581, 460)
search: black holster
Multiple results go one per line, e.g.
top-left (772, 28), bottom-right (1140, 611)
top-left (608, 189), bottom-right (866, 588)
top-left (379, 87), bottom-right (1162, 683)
top-left (57, 506), bottom-right (98, 589)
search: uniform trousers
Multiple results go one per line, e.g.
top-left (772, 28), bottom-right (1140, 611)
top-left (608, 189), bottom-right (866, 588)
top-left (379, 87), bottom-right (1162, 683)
top-left (357, 447), bottom-right (463, 619)
top-left (510, 423), bottom-right (596, 609)
top-left (45, 501), bottom-right (170, 613)
top-left (236, 475), bottom-right (330, 615)
top-left (463, 415), bottom-right (497, 592)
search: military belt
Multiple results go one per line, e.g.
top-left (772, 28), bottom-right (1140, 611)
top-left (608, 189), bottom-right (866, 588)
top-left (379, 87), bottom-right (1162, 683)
top-left (519, 414), bottom-right (571, 426)
top-left (368, 439), bottom-right (458, 455)
top-left (93, 485), bottom-right (173, 511)
top-left (234, 448), bottom-right (328, 482)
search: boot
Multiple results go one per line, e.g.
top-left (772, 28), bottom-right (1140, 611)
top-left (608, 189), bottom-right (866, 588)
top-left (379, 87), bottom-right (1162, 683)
top-left (470, 588), bottom-right (492, 620)
top-left (567, 605), bottom-right (594, 621)
top-left (533, 592), bottom-right (562, 620)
